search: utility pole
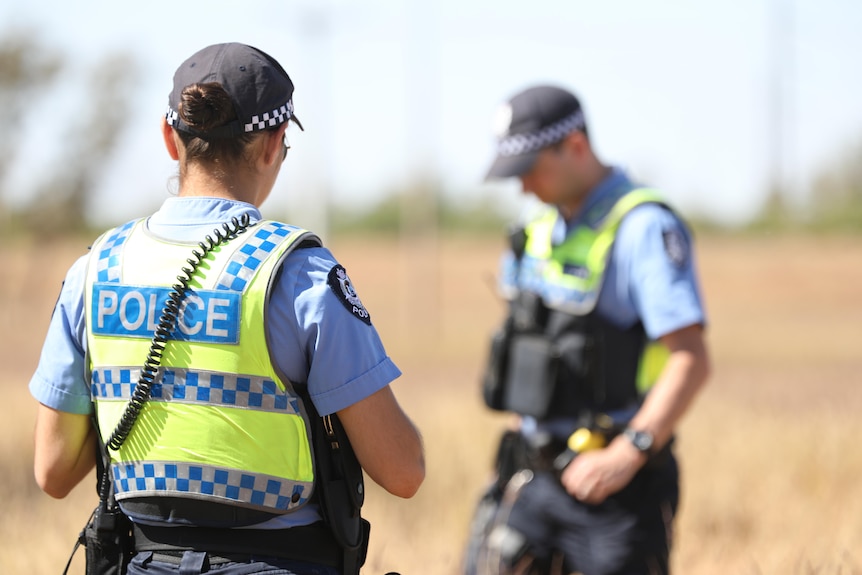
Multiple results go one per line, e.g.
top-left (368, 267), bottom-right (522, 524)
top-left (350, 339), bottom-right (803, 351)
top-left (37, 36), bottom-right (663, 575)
top-left (768, 0), bottom-right (796, 208)
top-left (297, 1), bottom-right (333, 242)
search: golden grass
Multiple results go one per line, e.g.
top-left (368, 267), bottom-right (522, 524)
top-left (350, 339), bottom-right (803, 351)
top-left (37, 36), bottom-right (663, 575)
top-left (2, 232), bottom-right (861, 574)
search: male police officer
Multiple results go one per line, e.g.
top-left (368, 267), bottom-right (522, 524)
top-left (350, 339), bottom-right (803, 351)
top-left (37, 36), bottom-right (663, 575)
top-left (476, 85), bottom-right (711, 575)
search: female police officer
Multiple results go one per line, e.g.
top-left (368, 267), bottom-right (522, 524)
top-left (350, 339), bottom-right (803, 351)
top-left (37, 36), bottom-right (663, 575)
top-left (29, 42), bottom-right (424, 575)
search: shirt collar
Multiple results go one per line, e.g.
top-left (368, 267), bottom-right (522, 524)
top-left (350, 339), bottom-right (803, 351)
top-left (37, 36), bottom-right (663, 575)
top-left (552, 166), bottom-right (634, 244)
top-left (147, 197), bottom-right (263, 242)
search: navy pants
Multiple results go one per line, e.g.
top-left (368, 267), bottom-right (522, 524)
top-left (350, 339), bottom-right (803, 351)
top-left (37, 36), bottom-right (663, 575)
top-left (127, 550), bottom-right (341, 575)
top-left (505, 453), bottom-right (679, 575)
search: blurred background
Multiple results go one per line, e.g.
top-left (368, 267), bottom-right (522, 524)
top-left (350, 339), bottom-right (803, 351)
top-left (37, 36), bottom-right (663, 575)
top-left (2, 1), bottom-right (861, 574)
top-left (1, 0), bottom-right (862, 236)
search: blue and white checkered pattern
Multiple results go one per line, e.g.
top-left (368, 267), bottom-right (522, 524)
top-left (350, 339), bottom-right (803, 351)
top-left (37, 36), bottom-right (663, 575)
top-left (112, 461), bottom-right (309, 511)
top-left (166, 100), bottom-right (296, 135)
top-left (165, 108), bottom-right (180, 129)
top-left (215, 221), bottom-right (300, 291)
top-left (497, 110), bottom-right (585, 157)
top-left (96, 220), bottom-right (139, 283)
top-left (244, 100), bottom-right (296, 133)
top-left (92, 367), bottom-right (300, 414)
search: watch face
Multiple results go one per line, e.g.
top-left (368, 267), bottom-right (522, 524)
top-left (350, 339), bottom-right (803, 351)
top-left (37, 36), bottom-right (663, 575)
top-left (626, 429), bottom-right (653, 452)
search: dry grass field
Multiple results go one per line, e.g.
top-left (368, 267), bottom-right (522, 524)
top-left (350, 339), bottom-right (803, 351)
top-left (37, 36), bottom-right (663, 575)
top-left (2, 231), bottom-right (861, 574)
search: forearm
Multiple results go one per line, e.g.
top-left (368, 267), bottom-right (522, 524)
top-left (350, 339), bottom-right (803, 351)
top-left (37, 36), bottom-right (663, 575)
top-left (33, 405), bottom-right (98, 498)
top-left (627, 326), bottom-right (711, 451)
top-left (338, 386), bottom-right (425, 498)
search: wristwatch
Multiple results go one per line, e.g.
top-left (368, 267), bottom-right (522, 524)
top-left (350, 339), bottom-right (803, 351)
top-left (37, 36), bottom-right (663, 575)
top-left (622, 427), bottom-right (654, 455)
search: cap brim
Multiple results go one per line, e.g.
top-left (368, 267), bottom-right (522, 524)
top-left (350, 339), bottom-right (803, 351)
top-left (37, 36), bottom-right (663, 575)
top-left (484, 151), bottom-right (539, 181)
top-left (291, 114), bottom-right (305, 131)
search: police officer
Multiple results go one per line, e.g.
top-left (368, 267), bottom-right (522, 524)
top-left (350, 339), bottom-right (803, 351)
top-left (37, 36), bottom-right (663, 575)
top-left (474, 85), bottom-right (711, 575)
top-left (30, 42), bottom-right (424, 575)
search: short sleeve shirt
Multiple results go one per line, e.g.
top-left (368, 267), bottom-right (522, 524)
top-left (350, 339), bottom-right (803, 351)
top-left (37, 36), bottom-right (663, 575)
top-left (502, 167), bottom-right (707, 339)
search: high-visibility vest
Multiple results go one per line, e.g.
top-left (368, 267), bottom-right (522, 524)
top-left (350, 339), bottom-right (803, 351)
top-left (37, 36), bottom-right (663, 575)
top-left (519, 188), bottom-right (671, 394)
top-left (85, 218), bottom-right (321, 519)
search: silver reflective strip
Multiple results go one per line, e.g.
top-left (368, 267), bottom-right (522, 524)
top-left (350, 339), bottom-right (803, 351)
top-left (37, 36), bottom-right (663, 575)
top-left (96, 220), bottom-right (138, 283)
top-left (91, 367), bottom-right (300, 414)
top-left (215, 221), bottom-right (300, 292)
top-left (112, 461), bottom-right (311, 512)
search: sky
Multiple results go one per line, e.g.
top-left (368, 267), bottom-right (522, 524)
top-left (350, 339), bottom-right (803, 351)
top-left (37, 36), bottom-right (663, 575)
top-left (2, 0), bottom-right (862, 231)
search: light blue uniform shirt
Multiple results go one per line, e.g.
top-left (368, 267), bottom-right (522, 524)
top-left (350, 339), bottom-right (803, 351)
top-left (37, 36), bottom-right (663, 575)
top-left (502, 167), bottom-right (707, 437)
top-left (29, 196), bottom-right (401, 528)
top-left (502, 166), bottom-right (706, 339)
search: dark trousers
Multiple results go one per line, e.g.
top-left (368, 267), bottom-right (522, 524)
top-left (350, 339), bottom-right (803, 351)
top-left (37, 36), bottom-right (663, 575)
top-left (505, 453), bottom-right (679, 575)
top-left (127, 550), bottom-right (341, 575)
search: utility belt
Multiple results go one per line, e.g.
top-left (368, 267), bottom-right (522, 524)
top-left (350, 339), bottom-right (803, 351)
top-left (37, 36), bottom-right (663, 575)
top-left (491, 406), bottom-right (673, 486)
top-left (132, 521), bottom-right (346, 570)
top-left (521, 428), bottom-right (675, 476)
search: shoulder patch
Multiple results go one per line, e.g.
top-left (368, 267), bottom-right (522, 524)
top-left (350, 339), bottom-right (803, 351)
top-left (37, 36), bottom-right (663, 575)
top-left (662, 228), bottom-right (689, 268)
top-left (327, 265), bottom-right (371, 325)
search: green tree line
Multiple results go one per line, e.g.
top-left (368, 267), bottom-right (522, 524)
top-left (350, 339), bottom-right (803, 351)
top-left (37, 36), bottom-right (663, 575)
top-left (0, 28), bottom-right (135, 238)
top-left (1, 29), bottom-right (859, 239)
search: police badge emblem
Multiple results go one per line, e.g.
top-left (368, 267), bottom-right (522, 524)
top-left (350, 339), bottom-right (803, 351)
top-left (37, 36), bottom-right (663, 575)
top-left (662, 228), bottom-right (688, 268)
top-left (327, 265), bottom-right (371, 325)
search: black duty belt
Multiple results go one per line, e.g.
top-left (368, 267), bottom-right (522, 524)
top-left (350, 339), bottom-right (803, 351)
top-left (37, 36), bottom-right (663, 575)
top-left (526, 432), bottom-right (675, 474)
top-left (133, 521), bottom-right (342, 570)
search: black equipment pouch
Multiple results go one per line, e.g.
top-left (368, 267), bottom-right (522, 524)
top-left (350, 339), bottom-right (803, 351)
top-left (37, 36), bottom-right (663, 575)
top-left (501, 333), bottom-right (561, 419)
top-left (482, 289), bottom-right (569, 419)
top-left (481, 317), bottom-right (512, 411)
top-left (481, 226), bottom-right (529, 411)
top-left (301, 388), bottom-right (370, 575)
top-left (81, 498), bottom-right (134, 575)
top-left (62, 432), bottom-right (135, 575)
top-left (482, 288), bottom-right (549, 413)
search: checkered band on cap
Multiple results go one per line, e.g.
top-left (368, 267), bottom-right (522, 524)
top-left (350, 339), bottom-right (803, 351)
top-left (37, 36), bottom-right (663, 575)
top-left (97, 220), bottom-right (139, 283)
top-left (165, 99), bottom-right (297, 135)
top-left (245, 100), bottom-right (295, 133)
top-left (497, 110), bottom-right (585, 157)
top-left (165, 107), bottom-right (179, 128)
top-left (112, 461), bottom-right (310, 511)
top-left (216, 221), bottom-right (305, 291)
top-left (92, 367), bottom-right (300, 414)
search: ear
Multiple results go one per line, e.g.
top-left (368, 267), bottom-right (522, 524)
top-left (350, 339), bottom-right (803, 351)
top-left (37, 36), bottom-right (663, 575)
top-left (261, 123), bottom-right (288, 167)
top-left (562, 130), bottom-right (590, 159)
top-left (162, 118), bottom-right (180, 161)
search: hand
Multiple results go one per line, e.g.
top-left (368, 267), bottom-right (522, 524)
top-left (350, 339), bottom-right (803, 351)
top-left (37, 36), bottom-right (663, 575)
top-left (559, 435), bottom-right (646, 505)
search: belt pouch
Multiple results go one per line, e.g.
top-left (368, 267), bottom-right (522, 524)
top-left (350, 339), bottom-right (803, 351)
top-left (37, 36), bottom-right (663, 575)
top-left (503, 333), bottom-right (560, 418)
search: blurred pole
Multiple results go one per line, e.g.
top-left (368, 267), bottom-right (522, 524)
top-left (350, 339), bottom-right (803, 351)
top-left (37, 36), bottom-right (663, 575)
top-left (297, 2), bottom-right (333, 242)
top-left (403, 0), bottom-right (441, 231)
top-left (768, 0), bottom-right (796, 206)
top-left (401, 0), bottom-right (441, 341)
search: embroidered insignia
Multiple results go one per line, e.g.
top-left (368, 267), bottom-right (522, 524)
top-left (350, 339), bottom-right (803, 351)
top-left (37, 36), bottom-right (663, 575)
top-left (662, 228), bottom-right (688, 268)
top-left (327, 265), bottom-right (371, 325)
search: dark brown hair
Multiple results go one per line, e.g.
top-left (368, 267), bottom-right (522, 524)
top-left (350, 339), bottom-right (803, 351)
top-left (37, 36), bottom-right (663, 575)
top-left (176, 82), bottom-right (257, 164)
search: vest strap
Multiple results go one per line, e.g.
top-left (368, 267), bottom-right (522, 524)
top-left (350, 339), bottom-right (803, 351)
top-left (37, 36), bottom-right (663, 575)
top-left (132, 521), bottom-right (342, 569)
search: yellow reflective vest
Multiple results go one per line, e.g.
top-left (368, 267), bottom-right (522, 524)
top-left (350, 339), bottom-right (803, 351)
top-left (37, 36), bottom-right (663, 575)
top-left (519, 188), bottom-right (670, 394)
top-left (85, 218), bottom-right (320, 518)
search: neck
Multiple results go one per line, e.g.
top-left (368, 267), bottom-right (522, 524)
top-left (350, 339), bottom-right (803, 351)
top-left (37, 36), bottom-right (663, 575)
top-left (178, 163), bottom-right (264, 206)
top-left (559, 162), bottom-right (611, 220)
